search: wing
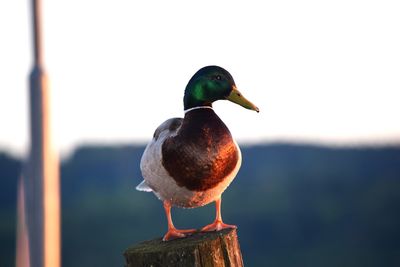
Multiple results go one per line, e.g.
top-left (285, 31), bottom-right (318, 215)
top-left (138, 118), bottom-right (183, 196)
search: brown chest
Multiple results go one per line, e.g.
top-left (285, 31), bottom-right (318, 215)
top-left (161, 109), bottom-right (239, 191)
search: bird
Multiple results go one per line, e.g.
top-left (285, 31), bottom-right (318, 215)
top-left (136, 65), bottom-right (259, 241)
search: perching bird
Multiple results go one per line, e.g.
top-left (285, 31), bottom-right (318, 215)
top-left (137, 66), bottom-right (259, 241)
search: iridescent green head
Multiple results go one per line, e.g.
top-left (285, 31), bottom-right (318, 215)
top-left (184, 66), bottom-right (259, 112)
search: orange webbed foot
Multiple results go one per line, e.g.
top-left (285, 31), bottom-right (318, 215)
top-left (201, 220), bottom-right (237, 232)
top-left (162, 228), bottom-right (197, 241)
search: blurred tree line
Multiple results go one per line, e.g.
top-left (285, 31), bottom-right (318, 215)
top-left (1, 144), bottom-right (399, 266)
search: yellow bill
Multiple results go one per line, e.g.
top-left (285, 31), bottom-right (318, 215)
top-left (226, 86), bottom-right (259, 112)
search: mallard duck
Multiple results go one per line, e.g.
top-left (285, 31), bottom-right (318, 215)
top-left (137, 65), bottom-right (259, 241)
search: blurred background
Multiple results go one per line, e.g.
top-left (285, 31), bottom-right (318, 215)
top-left (1, 0), bottom-right (400, 266)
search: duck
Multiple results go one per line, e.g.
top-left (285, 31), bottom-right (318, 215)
top-left (137, 65), bottom-right (259, 241)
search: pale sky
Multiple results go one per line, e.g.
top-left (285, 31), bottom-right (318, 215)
top-left (1, 0), bottom-right (400, 157)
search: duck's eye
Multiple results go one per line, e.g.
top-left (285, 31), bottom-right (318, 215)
top-left (216, 75), bottom-right (222, 80)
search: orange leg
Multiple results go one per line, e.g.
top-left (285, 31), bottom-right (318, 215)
top-left (162, 200), bottom-right (196, 241)
top-left (201, 197), bottom-right (237, 232)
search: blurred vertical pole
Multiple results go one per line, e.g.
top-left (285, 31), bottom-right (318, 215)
top-left (18, 0), bottom-right (61, 266)
top-left (16, 176), bottom-right (30, 267)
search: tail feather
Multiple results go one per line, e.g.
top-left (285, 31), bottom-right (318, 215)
top-left (136, 180), bottom-right (153, 192)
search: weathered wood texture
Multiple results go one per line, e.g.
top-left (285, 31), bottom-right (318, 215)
top-left (124, 228), bottom-right (243, 267)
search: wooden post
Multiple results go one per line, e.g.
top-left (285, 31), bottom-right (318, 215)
top-left (124, 228), bottom-right (243, 267)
